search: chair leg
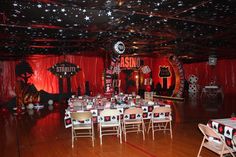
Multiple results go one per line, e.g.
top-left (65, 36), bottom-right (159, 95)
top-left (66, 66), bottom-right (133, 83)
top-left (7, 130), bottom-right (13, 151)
top-left (142, 122), bottom-right (145, 141)
top-left (147, 121), bottom-right (151, 133)
top-left (197, 138), bottom-right (205, 157)
top-left (170, 121), bottom-right (173, 139)
top-left (119, 126), bottom-right (122, 144)
top-left (124, 123), bottom-right (127, 142)
top-left (164, 122), bottom-right (168, 134)
top-left (72, 137), bottom-right (74, 148)
top-left (100, 125), bottom-right (102, 145)
top-left (92, 126), bottom-right (95, 147)
top-left (152, 121), bottom-right (155, 140)
top-left (226, 145), bottom-right (235, 157)
top-left (72, 128), bottom-right (74, 148)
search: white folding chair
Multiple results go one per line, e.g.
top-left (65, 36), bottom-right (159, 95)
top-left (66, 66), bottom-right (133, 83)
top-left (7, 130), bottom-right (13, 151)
top-left (197, 123), bottom-right (235, 157)
top-left (147, 106), bottom-right (172, 140)
top-left (123, 107), bottom-right (145, 142)
top-left (99, 109), bottom-right (122, 145)
top-left (71, 111), bottom-right (94, 147)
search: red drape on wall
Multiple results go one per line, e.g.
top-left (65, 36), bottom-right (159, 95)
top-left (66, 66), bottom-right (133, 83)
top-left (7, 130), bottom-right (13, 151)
top-left (183, 59), bottom-right (236, 95)
top-left (0, 61), bottom-right (17, 102)
top-left (0, 55), bottom-right (105, 103)
top-left (1, 55), bottom-right (236, 103)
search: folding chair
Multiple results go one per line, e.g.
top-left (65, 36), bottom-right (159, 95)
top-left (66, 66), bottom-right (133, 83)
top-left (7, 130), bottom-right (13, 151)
top-left (197, 123), bottom-right (235, 157)
top-left (147, 106), bottom-right (172, 140)
top-left (99, 109), bottom-right (122, 145)
top-left (123, 107), bottom-right (145, 142)
top-left (71, 111), bottom-right (94, 147)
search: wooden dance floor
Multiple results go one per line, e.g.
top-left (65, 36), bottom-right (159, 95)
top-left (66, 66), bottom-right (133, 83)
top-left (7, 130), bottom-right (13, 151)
top-left (1, 95), bottom-right (235, 157)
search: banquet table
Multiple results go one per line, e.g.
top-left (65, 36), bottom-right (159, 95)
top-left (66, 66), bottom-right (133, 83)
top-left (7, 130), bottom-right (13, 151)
top-left (64, 98), bottom-right (172, 128)
top-left (208, 118), bottom-right (236, 150)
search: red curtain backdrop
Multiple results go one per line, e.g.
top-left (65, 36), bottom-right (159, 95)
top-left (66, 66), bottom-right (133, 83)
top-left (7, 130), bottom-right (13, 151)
top-left (1, 55), bottom-right (236, 103)
top-left (183, 59), bottom-right (236, 95)
top-left (0, 54), bottom-right (105, 103)
top-left (0, 61), bottom-right (17, 102)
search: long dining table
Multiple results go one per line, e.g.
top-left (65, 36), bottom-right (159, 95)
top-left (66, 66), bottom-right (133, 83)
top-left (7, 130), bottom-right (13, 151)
top-left (64, 96), bottom-right (172, 128)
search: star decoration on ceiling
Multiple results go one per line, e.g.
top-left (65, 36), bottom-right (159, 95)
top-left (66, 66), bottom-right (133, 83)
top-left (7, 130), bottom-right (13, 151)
top-left (107, 11), bottom-right (112, 16)
top-left (0, 0), bottom-right (235, 62)
top-left (84, 16), bottom-right (90, 21)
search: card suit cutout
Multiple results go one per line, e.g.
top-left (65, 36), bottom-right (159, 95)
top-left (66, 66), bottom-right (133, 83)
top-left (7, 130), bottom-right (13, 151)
top-left (105, 116), bottom-right (110, 121)
top-left (130, 114), bottom-right (135, 119)
top-left (143, 113), bottom-right (147, 118)
top-left (226, 130), bottom-right (230, 135)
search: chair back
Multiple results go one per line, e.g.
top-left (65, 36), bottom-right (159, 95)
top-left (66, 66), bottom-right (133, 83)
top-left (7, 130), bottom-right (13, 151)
top-left (124, 107), bottom-right (143, 115)
top-left (198, 123), bottom-right (221, 140)
top-left (71, 111), bottom-right (92, 121)
top-left (124, 108), bottom-right (143, 121)
top-left (153, 106), bottom-right (171, 113)
top-left (100, 109), bottom-right (120, 117)
top-left (152, 106), bottom-right (171, 119)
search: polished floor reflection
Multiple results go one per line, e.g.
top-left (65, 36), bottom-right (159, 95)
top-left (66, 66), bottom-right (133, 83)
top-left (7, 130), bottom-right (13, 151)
top-left (0, 94), bottom-right (235, 157)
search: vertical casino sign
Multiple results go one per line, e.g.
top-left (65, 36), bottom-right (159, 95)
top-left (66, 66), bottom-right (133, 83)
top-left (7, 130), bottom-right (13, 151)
top-left (104, 41), bottom-right (125, 95)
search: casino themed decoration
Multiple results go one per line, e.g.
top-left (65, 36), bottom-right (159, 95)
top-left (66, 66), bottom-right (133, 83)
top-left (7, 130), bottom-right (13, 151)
top-left (113, 41), bottom-right (125, 54)
top-left (141, 66), bottom-right (151, 74)
top-left (49, 61), bottom-right (80, 98)
top-left (48, 61), bottom-right (80, 78)
top-left (120, 56), bottom-right (140, 69)
top-left (104, 54), bottom-right (120, 95)
top-left (188, 74), bottom-right (199, 98)
top-left (15, 60), bottom-right (41, 112)
top-left (168, 55), bottom-right (185, 98)
top-left (159, 66), bottom-right (171, 92)
top-left (157, 65), bottom-right (173, 96)
top-left (208, 55), bottom-right (217, 66)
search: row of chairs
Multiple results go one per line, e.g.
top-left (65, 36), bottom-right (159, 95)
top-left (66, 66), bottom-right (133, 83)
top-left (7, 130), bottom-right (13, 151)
top-left (70, 107), bottom-right (172, 147)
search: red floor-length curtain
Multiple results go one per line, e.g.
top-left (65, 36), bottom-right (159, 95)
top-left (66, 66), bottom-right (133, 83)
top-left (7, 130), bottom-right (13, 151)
top-left (183, 59), bottom-right (236, 95)
top-left (0, 54), bottom-right (105, 103)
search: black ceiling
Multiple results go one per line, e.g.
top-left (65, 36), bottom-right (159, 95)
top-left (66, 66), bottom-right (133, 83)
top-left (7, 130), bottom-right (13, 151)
top-left (0, 0), bottom-right (236, 62)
